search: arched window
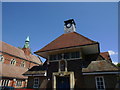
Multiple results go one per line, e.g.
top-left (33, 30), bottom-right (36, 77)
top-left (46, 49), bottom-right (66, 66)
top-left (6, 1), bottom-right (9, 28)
top-left (10, 59), bottom-right (16, 65)
top-left (20, 61), bottom-right (25, 67)
top-left (0, 54), bottom-right (4, 62)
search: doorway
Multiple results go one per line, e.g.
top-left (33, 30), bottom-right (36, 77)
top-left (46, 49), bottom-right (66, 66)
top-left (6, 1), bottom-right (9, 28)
top-left (56, 76), bottom-right (70, 90)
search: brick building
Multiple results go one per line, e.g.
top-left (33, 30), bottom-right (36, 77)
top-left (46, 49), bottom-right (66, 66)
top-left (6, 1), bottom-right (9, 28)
top-left (0, 37), bottom-right (42, 88)
top-left (23, 19), bottom-right (120, 90)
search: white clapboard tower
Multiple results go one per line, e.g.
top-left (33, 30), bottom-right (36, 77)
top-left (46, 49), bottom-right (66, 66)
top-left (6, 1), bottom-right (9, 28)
top-left (64, 19), bottom-right (76, 33)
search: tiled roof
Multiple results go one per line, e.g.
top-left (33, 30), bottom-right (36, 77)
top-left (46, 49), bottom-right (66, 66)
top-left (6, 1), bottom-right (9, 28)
top-left (28, 65), bottom-right (47, 71)
top-left (100, 52), bottom-right (112, 61)
top-left (23, 65), bottom-right (47, 75)
top-left (0, 41), bottom-right (41, 64)
top-left (82, 60), bottom-right (118, 72)
top-left (23, 71), bottom-right (46, 75)
top-left (0, 62), bottom-right (27, 79)
top-left (35, 32), bottom-right (97, 53)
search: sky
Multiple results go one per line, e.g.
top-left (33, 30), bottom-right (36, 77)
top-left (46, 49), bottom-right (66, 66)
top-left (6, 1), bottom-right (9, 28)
top-left (2, 2), bottom-right (118, 63)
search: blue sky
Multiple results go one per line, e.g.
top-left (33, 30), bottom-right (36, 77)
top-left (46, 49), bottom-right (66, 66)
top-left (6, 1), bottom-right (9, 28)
top-left (2, 2), bottom-right (118, 63)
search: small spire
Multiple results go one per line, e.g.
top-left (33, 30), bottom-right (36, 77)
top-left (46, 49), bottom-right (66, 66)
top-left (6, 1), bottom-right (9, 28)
top-left (23, 36), bottom-right (30, 48)
top-left (26, 36), bottom-right (30, 42)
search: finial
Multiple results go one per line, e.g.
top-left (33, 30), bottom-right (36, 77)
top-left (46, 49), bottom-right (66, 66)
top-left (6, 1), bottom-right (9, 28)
top-left (26, 36), bottom-right (30, 42)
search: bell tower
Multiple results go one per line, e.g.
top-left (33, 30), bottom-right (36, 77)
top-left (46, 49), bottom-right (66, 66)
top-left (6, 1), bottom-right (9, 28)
top-left (64, 19), bottom-right (76, 33)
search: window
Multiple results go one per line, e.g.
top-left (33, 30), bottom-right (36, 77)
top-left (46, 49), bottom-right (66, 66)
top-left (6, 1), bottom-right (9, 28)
top-left (95, 76), bottom-right (105, 90)
top-left (50, 54), bottom-right (62, 60)
top-left (16, 80), bottom-right (22, 87)
top-left (1, 80), bottom-right (9, 86)
top-left (50, 55), bottom-right (57, 60)
top-left (10, 59), bottom-right (16, 65)
top-left (33, 78), bottom-right (39, 88)
top-left (20, 61), bottom-right (25, 67)
top-left (49, 51), bottom-right (80, 61)
top-left (71, 51), bottom-right (80, 59)
top-left (0, 54), bottom-right (4, 62)
top-left (64, 53), bottom-right (70, 59)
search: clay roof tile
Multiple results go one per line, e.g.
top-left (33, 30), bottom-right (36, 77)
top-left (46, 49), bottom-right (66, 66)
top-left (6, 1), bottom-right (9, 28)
top-left (35, 32), bottom-right (97, 53)
top-left (100, 52), bottom-right (112, 62)
top-left (0, 41), bottom-right (41, 64)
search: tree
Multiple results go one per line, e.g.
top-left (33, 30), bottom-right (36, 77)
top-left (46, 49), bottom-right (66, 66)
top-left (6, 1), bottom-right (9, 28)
top-left (18, 47), bottom-right (22, 49)
top-left (116, 63), bottom-right (120, 67)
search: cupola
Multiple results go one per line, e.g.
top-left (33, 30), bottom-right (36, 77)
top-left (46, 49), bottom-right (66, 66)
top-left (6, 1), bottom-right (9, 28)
top-left (23, 36), bottom-right (30, 48)
top-left (64, 19), bottom-right (76, 33)
top-left (22, 36), bottom-right (31, 55)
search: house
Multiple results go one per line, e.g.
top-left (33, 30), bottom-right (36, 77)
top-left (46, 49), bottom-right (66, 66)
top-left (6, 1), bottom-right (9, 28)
top-left (0, 37), bottom-right (42, 88)
top-left (23, 19), bottom-right (120, 90)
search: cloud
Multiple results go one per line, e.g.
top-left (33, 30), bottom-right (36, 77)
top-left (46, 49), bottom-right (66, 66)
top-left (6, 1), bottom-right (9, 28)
top-left (108, 50), bottom-right (118, 55)
top-left (112, 61), bottom-right (118, 65)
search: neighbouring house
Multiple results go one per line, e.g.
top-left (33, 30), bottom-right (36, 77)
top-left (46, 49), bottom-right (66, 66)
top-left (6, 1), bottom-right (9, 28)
top-left (0, 37), bottom-right (42, 88)
top-left (23, 19), bottom-right (120, 90)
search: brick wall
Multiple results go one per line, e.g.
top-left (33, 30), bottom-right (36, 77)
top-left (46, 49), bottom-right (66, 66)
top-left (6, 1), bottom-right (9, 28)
top-left (83, 74), bottom-right (117, 89)
top-left (1, 53), bottom-right (38, 69)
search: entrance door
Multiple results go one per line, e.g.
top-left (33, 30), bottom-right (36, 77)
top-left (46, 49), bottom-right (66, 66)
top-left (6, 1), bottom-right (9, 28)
top-left (56, 76), bottom-right (70, 90)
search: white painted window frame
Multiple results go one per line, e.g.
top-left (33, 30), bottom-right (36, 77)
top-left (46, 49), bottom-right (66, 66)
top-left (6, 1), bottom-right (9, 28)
top-left (0, 54), bottom-right (4, 62)
top-left (95, 76), bottom-right (105, 90)
top-left (0, 80), bottom-right (2, 86)
top-left (20, 61), bottom-right (26, 67)
top-left (1, 79), bottom-right (9, 86)
top-left (10, 59), bottom-right (16, 65)
top-left (33, 78), bottom-right (39, 88)
top-left (16, 80), bottom-right (22, 87)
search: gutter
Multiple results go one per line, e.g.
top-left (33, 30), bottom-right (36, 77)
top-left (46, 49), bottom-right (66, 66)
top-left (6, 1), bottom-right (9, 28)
top-left (82, 71), bottom-right (120, 75)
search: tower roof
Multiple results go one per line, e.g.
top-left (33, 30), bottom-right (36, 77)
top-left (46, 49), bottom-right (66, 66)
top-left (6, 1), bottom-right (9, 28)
top-left (23, 36), bottom-right (30, 48)
top-left (26, 36), bottom-right (30, 42)
top-left (35, 32), bottom-right (98, 53)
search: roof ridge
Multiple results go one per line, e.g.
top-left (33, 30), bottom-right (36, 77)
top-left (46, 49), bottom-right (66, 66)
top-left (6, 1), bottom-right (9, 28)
top-left (1, 41), bottom-right (24, 52)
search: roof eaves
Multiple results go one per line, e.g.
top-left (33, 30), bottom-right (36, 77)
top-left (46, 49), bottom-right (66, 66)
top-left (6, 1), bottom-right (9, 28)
top-left (34, 42), bottom-right (99, 54)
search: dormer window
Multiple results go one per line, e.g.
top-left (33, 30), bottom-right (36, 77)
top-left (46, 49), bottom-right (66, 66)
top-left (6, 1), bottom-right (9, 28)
top-left (0, 54), bottom-right (4, 62)
top-left (10, 59), bottom-right (16, 65)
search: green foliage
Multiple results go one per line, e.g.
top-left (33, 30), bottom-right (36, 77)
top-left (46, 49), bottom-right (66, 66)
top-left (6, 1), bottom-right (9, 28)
top-left (18, 47), bottom-right (22, 49)
top-left (116, 63), bottom-right (120, 67)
